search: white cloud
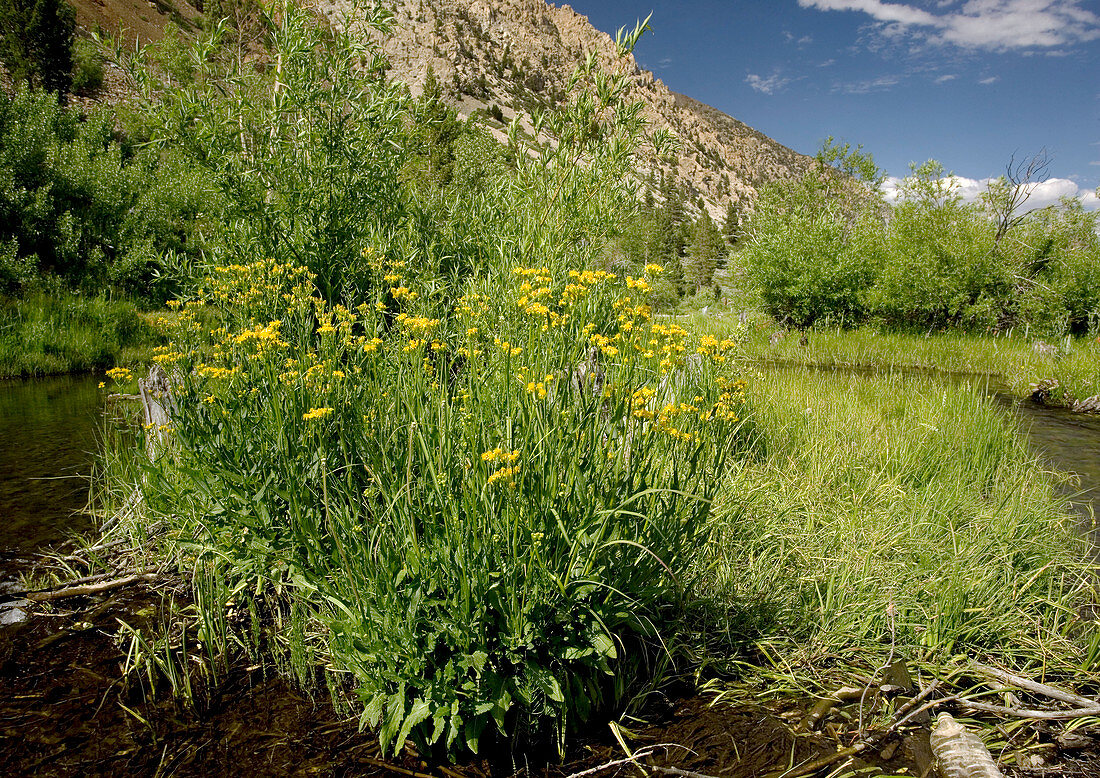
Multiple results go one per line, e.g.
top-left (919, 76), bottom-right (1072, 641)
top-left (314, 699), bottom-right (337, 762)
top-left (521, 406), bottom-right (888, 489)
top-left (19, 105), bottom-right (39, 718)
top-left (745, 72), bottom-right (794, 94)
top-left (882, 174), bottom-right (1100, 210)
top-left (798, 0), bottom-right (1100, 51)
top-left (819, 58), bottom-right (838, 66)
top-left (978, 75), bottom-right (999, 84)
top-left (934, 73), bottom-right (958, 82)
top-left (834, 74), bottom-right (901, 93)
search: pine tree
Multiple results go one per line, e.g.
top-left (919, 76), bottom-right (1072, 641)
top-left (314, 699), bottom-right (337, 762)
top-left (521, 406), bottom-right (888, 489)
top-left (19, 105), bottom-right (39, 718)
top-left (722, 199), bottom-right (742, 247)
top-left (684, 210), bottom-right (723, 292)
top-left (0, 0), bottom-right (74, 95)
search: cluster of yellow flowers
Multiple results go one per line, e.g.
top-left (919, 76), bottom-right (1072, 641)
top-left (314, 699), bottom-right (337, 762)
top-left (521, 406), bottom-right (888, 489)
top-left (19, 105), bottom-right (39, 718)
top-left (487, 465), bottom-right (520, 487)
top-left (303, 406), bottom-right (334, 421)
top-left (234, 320), bottom-right (287, 350)
top-left (525, 374), bottom-right (556, 399)
top-left (482, 447), bottom-right (521, 463)
top-left (105, 366), bottom-right (133, 382)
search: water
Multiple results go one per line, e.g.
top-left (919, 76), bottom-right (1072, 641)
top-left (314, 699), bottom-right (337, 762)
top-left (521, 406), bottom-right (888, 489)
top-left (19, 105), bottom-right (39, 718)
top-left (992, 392), bottom-right (1100, 524)
top-left (0, 375), bottom-right (102, 574)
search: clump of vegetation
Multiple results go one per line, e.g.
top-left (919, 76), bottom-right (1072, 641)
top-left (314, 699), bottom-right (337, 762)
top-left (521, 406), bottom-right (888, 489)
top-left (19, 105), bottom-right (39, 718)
top-left (0, 291), bottom-right (157, 376)
top-left (0, 87), bottom-right (218, 300)
top-left (103, 4), bottom-right (753, 756)
top-left (739, 143), bottom-right (1100, 336)
top-left (71, 36), bottom-right (104, 94)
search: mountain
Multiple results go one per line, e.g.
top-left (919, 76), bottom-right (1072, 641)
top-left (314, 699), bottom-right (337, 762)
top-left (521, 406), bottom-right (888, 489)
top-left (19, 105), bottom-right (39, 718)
top-left (61, 0), bottom-right (813, 214)
top-left (320, 0), bottom-right (813, 216)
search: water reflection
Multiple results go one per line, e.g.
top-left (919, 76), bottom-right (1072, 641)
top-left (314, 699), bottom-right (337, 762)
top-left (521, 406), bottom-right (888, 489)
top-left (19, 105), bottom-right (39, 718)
top-left (0, 376), bottom-right (102, 570)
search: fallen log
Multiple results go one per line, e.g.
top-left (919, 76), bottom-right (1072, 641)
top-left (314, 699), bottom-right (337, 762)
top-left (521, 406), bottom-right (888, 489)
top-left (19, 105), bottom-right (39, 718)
top-left (971, 663), bottom-right (1098, 709)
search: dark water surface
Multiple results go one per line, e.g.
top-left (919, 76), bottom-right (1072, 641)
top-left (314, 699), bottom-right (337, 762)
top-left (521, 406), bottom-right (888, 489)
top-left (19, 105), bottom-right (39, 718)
top-left (993, 391), bottom-right (1100, 525)
top-left (0, 375), bottom-right (101, 570)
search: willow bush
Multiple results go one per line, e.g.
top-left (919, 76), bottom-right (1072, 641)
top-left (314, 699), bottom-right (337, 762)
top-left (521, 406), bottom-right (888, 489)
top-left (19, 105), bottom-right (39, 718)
top-left (107, 2), bottom-right (753, 757)
top-left (741, 149), bottom-right (1100, 334)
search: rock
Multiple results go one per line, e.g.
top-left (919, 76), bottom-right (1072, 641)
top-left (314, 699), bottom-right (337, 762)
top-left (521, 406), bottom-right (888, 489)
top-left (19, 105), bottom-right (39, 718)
top-left (1073, 395), bottom-right (1100, 414)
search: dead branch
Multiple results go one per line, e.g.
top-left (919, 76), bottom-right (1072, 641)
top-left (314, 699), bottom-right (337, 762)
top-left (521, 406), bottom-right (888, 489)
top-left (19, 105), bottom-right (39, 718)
top-left (956, 699), bottom-right (1100, 720)
top-left (564, 747), bottom-right (666, 778)
top-left (25, 569), bottom-right (161, 602)
top-left (971, 664), bottom-right (1098, 709)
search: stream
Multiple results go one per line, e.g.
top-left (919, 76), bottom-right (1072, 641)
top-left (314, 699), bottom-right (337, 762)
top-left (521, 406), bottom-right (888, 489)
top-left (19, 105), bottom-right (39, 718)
top-left (0, 370), bottom-right (1098, 776)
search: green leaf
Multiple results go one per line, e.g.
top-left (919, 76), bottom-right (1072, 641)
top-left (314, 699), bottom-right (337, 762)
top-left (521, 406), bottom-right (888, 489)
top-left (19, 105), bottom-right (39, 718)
top-left (395, 697), bottom-right (433, 748)
top-left (378, 689), bottom-right (406, 754)
top-left (360, 693), bottom-right (385, 730)
top-left (592, 631), bottom-right (617, 660)
top-left (464, 715), bottom-right (487, 754)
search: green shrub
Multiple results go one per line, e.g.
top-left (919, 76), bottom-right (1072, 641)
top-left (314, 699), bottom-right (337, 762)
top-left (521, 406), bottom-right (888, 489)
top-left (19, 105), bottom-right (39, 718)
top-left (740, 144), bottom-right (883, 328)
top-left (0, 87), bottom-right (219, 301)
top-left (71, 36), bottom-right (104, 94)
top-left (107, 5), bottom-right (751, 757)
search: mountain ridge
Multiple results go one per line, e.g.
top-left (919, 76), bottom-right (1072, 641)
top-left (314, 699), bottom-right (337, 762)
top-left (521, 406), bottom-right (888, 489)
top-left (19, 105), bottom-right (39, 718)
top-left (321, 0), bottom-right (814, 217)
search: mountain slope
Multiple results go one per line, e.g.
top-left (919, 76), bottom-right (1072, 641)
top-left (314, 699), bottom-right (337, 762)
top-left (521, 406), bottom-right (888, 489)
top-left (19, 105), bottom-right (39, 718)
top-left (321, 0), bottom-right (813, 215)
top-left (59, 0), bottom-right (813, 214)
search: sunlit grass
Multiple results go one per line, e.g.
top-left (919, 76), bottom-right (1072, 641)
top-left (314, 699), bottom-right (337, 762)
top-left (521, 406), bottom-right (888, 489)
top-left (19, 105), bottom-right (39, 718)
top-left (700, 366), bottom-right (1098, 687)
top-left (688, 310), bottom-right (1100, 404)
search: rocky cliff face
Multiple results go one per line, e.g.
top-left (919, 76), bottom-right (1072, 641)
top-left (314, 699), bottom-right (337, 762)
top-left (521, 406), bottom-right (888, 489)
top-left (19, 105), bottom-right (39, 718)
top-left (320, 0), bottom-right (813, 217)
top-left (62, 0), bottom-right (813, 215)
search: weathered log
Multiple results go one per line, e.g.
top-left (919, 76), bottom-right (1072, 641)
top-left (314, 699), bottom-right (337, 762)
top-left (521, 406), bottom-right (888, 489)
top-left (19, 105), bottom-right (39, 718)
top-left (24, 569), bottom-right (160, 602)
top-left (138, 363), bottom-right (176, 459)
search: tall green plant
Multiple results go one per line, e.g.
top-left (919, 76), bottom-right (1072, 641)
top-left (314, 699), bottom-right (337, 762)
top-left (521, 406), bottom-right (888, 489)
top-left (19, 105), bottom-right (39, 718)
top-left (109, 4), bottom-right (753, 758)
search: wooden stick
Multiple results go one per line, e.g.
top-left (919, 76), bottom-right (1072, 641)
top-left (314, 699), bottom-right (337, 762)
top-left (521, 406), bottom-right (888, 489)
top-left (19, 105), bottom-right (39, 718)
top-left (25, 571), bottom-right (160, 602)
top-left (956, 699), bottom-right (1100, 720)
top-left (564, 747), bottom-right (664, 778)
top-left (764, 744), bottom-right (865, 778)
top-left (971, 664), bottom-right (1098, 709)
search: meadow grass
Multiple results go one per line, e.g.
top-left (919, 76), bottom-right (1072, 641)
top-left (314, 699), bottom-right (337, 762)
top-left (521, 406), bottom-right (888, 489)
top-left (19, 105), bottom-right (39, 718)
top-left (687, 310), bottom-right (1100, 405)
top-left (0, 292), bottom-right (161, 378)
top-left (699, 365), bottom-right (1098, 693)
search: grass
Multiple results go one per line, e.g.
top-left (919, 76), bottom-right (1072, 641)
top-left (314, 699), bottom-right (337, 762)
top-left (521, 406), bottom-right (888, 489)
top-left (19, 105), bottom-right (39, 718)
top-left (0, 292), bottom-right (163, 378)
top-left (697, 365), bottom-right (1098, 695)
top-left (686, 310), bottom-right (1100, 406)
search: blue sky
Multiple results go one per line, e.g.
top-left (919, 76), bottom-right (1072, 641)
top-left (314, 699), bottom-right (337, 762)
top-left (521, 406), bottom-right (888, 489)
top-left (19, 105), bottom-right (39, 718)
top-left (563, 0), bottom-right (1100, 208)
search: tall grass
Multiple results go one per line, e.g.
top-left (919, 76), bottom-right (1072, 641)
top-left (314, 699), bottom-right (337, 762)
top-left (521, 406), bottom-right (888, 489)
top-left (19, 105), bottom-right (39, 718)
top-left (692, 312), bottom-right (1100, 404)
top-left (0, 292), bottom-right (159, 377)
top-left (702, 367), bottom-right (1098, 682)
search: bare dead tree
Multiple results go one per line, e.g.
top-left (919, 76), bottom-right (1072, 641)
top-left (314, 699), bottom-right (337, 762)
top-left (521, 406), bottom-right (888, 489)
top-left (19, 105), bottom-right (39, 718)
top-left (985, 149), bottom-right (1052, 245)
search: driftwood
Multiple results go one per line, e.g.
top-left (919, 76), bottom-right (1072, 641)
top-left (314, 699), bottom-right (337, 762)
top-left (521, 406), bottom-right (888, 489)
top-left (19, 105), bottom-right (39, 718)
top-left (138, 363), bottom-right (176, 459)
top-left (971, 664), bottom-right (1098, 709)
top-left (1073, 395), bottom-right (1100, 414)
top-left (24, 568), bottom-right (161, 602)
